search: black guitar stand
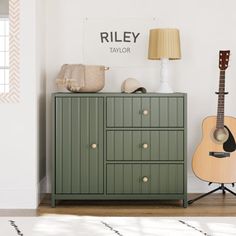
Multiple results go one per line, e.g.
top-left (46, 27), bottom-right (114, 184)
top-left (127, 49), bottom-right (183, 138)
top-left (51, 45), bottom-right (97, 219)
top-left (188, 182), bottom-right (236, 205)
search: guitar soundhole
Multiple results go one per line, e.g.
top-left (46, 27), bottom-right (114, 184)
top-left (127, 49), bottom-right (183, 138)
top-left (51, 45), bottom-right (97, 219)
top-left (213, 128), bottom-right (229, 143)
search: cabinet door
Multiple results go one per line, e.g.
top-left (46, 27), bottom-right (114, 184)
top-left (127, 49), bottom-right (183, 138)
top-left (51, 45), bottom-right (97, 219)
top-left (55, 97), bottom-right (104, 194)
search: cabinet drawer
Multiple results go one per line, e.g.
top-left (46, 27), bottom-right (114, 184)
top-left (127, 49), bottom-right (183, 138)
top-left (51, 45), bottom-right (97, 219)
top-left (106, 97), bottom-right (184, 127)
top-left (107, 130), bottom-right (184, 161)
top-left (107, 164), bottom-right (183, 194)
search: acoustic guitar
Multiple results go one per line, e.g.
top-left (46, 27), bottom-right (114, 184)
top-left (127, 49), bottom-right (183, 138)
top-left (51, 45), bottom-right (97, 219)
top-left (192, 50), bottom-right (236, 184)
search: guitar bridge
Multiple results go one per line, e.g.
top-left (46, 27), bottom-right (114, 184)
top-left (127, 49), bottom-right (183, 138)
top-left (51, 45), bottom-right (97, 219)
top-left (209, 152), bottom-right (230, 158)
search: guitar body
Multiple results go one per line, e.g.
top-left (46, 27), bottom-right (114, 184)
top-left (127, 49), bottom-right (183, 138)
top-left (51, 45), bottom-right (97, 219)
top-left (192, 116), bottom-right (236, 183)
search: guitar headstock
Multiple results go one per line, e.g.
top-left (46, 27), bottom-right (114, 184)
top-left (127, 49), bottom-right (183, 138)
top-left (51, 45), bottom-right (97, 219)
top-left (219, 50), bottom-right (230, 70)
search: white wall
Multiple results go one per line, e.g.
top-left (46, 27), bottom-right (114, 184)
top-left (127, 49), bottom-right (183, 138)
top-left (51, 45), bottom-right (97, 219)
top-left (36, 0), bottom-right (46, 200)
top-left (45, 0), bottom-right (236, 193)
top-left (0, 0), bottom-right (37, 208)
top-left (0, 0), bottom-right (46, 209)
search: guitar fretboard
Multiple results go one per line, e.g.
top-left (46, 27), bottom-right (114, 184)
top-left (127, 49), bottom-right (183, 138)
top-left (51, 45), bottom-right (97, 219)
top-left (216, 70), bottom-right (226, 129)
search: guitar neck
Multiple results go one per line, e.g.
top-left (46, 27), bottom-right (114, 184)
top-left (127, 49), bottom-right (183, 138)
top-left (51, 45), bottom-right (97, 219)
top-left (216, 70), bottom-right (226, 129)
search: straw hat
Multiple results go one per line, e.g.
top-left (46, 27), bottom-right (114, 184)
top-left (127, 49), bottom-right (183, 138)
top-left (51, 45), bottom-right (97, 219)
top-left (121, 78), bottom-right (147, 93)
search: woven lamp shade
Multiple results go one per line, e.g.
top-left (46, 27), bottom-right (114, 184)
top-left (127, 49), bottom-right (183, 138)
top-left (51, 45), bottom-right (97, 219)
top-left (148, 28), bottom-right (181, 60)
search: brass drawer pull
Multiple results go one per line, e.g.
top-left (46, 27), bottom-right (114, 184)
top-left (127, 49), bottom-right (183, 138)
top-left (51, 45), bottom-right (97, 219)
top-left (142, 143), bottom-right (149, 149)
top-left (142, 110), bottom-right (149, 115)
top-left (142, 176), bottom-right (149, 183)
top-left (91, 144), bottom-right (97, 149)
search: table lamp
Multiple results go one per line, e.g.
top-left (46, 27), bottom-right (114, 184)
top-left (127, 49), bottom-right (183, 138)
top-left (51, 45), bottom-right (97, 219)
top-left (148, 28), bottom-right (181, 93)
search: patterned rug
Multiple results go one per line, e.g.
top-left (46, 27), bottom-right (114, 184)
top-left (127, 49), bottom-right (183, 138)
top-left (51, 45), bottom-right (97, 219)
top-left (1, 216), bottom-right (236, 236)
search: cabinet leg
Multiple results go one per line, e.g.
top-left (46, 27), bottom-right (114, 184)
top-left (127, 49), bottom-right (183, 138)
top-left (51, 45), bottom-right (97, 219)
top-left (51, 198), bottom-right (56, 208)
top-left (183, 198), bottom-right (188, 208)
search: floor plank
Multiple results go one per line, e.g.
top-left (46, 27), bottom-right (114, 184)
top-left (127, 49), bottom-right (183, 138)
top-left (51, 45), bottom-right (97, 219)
top-left (36, 193), bottom-right (236, 217)
top-left (1, 194), bottom-right (236, 217)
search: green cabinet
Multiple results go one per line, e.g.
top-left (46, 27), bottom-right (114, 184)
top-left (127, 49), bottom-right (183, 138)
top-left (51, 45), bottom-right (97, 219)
top-left (52, 93), bottom-right (187, 207)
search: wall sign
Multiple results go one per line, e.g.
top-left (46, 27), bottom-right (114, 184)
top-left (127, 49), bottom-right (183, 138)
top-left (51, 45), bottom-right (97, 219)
top-left (83, 18), bottom-right (157, 67)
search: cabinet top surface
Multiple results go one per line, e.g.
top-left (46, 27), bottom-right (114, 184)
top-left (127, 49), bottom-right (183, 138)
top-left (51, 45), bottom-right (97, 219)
top-left (53, 92), bottom-right (187, 98)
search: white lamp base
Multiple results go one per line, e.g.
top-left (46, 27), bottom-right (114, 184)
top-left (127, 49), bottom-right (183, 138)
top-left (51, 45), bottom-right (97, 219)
top-left (157, 82), bottom-right (173, 93)
top-left (157, 58), bottom-right (174, 93)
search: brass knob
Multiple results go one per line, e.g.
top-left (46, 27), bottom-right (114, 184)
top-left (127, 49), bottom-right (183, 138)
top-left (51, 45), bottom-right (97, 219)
top-left (142, 176), bottom-right (149, 183)
top-left (142, 143), bottom-right (148, 149)
top-left (91, 144), bottom-right (97, 149)
top-left (143, 110), bottom-right (149, 115)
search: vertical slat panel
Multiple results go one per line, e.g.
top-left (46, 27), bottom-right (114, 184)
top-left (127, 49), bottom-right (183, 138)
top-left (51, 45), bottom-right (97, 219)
top-left (123, 98), bottom-right (132, 127)
top-left (62, 98), bottom-right (72, 193)
top-left (106, 131), bottom-right (183, 162)
top-left (160, 131), bottom-right (168, 160)
top-left (159, 98), bottom-right (168, 127)
top-left (80, 98), bottom-right (89, 193)
top-left (177, 165), bottom-right (184, 193)
top-left (141, 98), bottom-right (150, 127)
top-left (106, 164), bottom-right (184, 194)
top-left (124, 131), bottom-right (132, 161)
top-left (141, 131), bottom-right (150, 161)
top-left (114, 131), bottom-right (123, 160)
top-left (169, 98), bottom-right (177, 127)
top-left (177, 98), bottom-right (184, 127)
top-left (124, 164), bottom-right (132, 193)
top-left (169, 131), bottom-right (177, 161)
top-left (89, 98), bottom-right (98, 193)
top-left (174, 165), bottom-right (179, 193)
top-left (107, 98), bottom-right (114, 127)
top-left (98, 98), bottom-right (104, 193)
top-left (159, 164), bottom-right (168, 193)
top-left (106, 96), bottom-right (184, 128)
top-left (107, 164), bottom-right (114, 194)
top-left (114, 164), bottom-right (124, 193)
top-left (150, 164), bottom-right (159, 193)
top-left (132, 98), bottom-right (141, 126)
top-left (71, 97), bottom-right (103, 194)
top-left (132, 131), bottom-right (141, 161)
top-left (150, 98), bottom-right (159, 127)
top-left (178, 131), bottom-right (184, 161)
top-left (132, 164), bottom-right (141, 194)
top-left (141, 164), bottom-right (150, 193)
top-left (150, 131), bottom-right (159, 161)
top-left (114, 98), bottom-right (123, 127)
top-left (71, 98), bottom-right (80, 193)
top-left (55, 98), bottom-right (63, 193)
top-left (169, 165), bottom-right (176, 193)
top-left (107, 131), bottom-right (114, 161)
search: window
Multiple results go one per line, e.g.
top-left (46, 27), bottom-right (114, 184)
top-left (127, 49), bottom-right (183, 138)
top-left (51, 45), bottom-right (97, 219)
top-left (0, 17), bottom-right (9, 93)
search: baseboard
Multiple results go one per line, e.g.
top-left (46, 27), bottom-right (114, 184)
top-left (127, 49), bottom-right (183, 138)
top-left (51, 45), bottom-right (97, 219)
top-left (0, 188), bottom-right (38, 209)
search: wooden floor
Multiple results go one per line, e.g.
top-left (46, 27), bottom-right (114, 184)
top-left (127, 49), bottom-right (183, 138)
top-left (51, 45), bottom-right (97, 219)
top-left (1, 193), bottom-right (236, 216)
